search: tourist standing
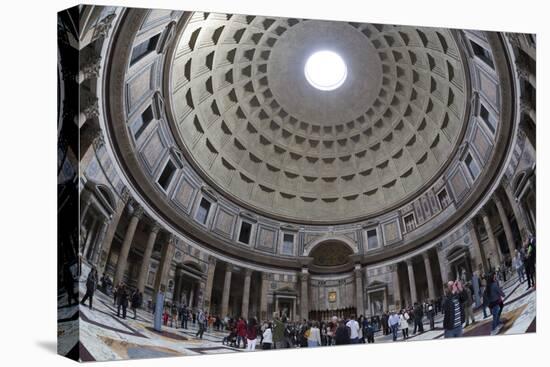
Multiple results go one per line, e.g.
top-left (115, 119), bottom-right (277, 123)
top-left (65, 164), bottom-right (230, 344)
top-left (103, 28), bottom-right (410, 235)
top-left (381, 312), bottom-right (389, 335)
top-left (236, 317), bottom-right (247, 348)
top-left (80, 267), bottom-right (97, 310)
top-left (328, 316), bottom-right (338, 346)
top-left (130, 289), bottom-right (142, 320)
top-left (400, 310), bottom-right (410, 340)
top-left (196, 309), bottom-right (206, 338)
top-left (364, 317), bottom-right (375, 343)
top-left (357, 315), bottom-right (365, 343)
top-left (413, 303), bottom-right (424, 334)
top-left (388, 311), bottom-right (400, 341)
top-left (334, 319), bottom-right (350, 345)
top-left (181, 304), bottom-right (189, 329)
top-left (262, 323), bottom-right (273, 350)
top-left (524, 240), bottom-right (536, 290)
top-left (486, 272), bottom-right (505, 335)
top-left (246, 318), bottom-right (258, 351)
top-left (345, 315), bottom-right (360, 343)
top-left (442, 280), bottom-right (466, 338)
top-left (113, 283), bottom-right (119, 306)
top-left (427, 302), bottom-right (435, 330)
top-left (463, 282), bottom-right (476, 327)
top-left (272, 314), bottom-right (284, 349)
top-left (513, 250), bottom-right (525, 283)
top-left (116, 283), bottom-right (129, 319)
top-left (307, 322), bottom-right (321, 347)
top-left (63, 262), bottom-right (78, 306)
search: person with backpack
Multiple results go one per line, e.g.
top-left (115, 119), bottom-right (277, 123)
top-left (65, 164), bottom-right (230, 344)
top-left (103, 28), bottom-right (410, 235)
top-left (334, 319), bottom-right (350, 345)
top-left (364, 317), bottom-right (375, 343)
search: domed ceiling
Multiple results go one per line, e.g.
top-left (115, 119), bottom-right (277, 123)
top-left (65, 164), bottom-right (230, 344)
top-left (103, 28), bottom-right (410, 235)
top-left (167, 13), bottom-right (469, 223)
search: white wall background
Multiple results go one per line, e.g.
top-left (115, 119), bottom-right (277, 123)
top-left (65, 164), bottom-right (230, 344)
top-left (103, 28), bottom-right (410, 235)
top-left (0, 0), bottom-right (546, 366)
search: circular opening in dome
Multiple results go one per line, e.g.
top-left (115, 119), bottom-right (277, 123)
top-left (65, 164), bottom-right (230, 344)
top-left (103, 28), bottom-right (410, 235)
top-left (304, 50), bottom-right (347, 91)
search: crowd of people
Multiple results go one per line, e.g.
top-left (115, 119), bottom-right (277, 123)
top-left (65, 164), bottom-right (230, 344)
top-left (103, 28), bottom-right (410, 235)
top-left (67, 234), bottom-right (536, 350)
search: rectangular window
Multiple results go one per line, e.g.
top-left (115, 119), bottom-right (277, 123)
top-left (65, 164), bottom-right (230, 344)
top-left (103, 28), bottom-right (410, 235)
top-left (196, 198), bottom-right (211, 225)
top-left (480, 104), bottom-right (496, 134)
top-left (367, 229), bottom-right (378, 249)
top-left (437, 188), bottom-right (451, 208)
top-left (403, 213), bottom-right (416, 232)
top-left (238, 221), bottom-right (252, 244)
top-left (131, 106), bottom-right (154, 140)
top-left (157, 160), bottom-right (176, 191)
top-left (465, 153), bottom-right (481, 179)
top-left (130, 34), bottom-right (160, 66)
top-left (469, 40), bottom-right (494, 69)
top-left (281, 233), bottom-right (294, 255)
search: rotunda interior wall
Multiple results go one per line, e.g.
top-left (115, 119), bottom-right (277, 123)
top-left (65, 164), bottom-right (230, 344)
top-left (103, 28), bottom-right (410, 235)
top-left (91, 7), bottom-right (521, 279)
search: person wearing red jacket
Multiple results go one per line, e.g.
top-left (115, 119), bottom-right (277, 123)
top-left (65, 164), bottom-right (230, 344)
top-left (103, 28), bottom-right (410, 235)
top-left (246, 318), bottom-right (258, 351)
top-left (236, 317), bottom-right (247, 348)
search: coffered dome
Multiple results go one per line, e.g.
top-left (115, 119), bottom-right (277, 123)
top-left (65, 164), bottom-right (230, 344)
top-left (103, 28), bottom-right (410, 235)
top-left (167, 14), bottom-right (469, 222)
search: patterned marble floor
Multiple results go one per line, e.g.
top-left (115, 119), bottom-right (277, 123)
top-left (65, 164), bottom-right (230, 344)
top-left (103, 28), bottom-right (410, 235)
top-left (57, 274), bottom-right (535, 362)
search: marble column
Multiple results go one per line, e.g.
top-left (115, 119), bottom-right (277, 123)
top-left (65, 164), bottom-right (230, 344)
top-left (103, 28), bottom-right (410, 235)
top-left (503, 184), bottom-right (529, 244)
top-left (221, 264), bottom-right (233, 317)
top-left (406, 259), bottom-right (418, 305)
top-left (494, 195), bottom-right (517, 258)
top-left (113, 204), bottom-right (143, 286)
top-left (203, 257), bottom-right (217, 312)
top-left (480, 209), bottom-right (502, 268)
top-left (260, 273), bottom-right (269, 320)
top-left (469, 220), bottom-right (488, 274)
top-left (82, 216), bottom-right (98, 260)
top-left (136, 223), bottom-right (160, 293)
top-left (99, 188), bottom-right (130, 277)
top-left (153, 235), bottom-right (176, 296)
top-left (241, 269), bottom-right (252, 319)
top-left (392, 264), bottom-right (401, 309)
top-left (91, 219), bottom-right (109, 264)
top-left (422, 252), bottom-right (436, 302)
top-left (354, 264), bottom-right (364, 316)
top-left (300, 270), bottom-right (309, 321)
